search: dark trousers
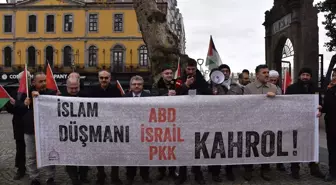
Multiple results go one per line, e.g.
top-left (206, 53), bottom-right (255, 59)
top-left (209, 165), bottom-right (232, 176)
top-left (290, 162), bottom-right (316, 173)
top-left (179, 166), bottom-right (202, 178)
top-left (66, 166), bottom-right (88, 180)
top-left (15, 139), bottom-right (26, 173)
top-left (158, 166), bottom-right (176, 174)
top-left (244, 164), bottom-right (270, 172)
top-left (326, 123), bottom-right (336, 175)
top-left (97, 166), bottom-right (119, 180)
top-left (126, 166), bottom-right (149, 179)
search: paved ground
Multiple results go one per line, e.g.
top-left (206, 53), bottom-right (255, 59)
top-left (0, 112), bottom-right (333, 185)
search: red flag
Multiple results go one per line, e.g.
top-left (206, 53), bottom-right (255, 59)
top-left (17, 63), bottom-right (29, 96)
top-left (282, 69), bottom-right (292, 94)
top-left (46, 62), bottom-right (58, 91)
top-left (116, 80), bottom-right (125, 96)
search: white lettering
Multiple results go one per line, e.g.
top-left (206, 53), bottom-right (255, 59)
top-left (272, 14), bottom-right (292, 35)
top-left (9, 74), bottom-right (17, 79)
top-left (54, 74), bottom-right (68, 79)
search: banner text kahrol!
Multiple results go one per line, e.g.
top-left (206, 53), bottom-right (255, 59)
top-left (33, 95), bottom-right (318, 167)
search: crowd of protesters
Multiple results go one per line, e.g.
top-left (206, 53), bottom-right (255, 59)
top-left (1, 58), bottom-right (336, 185)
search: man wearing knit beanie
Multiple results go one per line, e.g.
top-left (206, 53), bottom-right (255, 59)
top-left (285, 67), bottom-right (324, 179)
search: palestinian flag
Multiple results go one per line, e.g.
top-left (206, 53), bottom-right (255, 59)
top-left (0, 85), bottom-right (10, 109)
top-left (205, 35), bottom-right (222, 70)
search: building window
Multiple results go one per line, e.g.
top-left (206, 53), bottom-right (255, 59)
top-left (89, 14), bottom-right (98, 32)
top-left (46, 15), bottom-right (55, 32)
top-left (63, 46), bottom-right (72, 67)
top-left (64, 14), bottom-right (73, 32)
top-left (4, 15), bottom-right (12, 33)
top-left (3, 46), bottom-right (12, 67)
top-left (27, 46), bottom-right (36, 67)
top-left (113, 14), bottom-right (123, 32)
top-left (111, 45), bottom-right (124, 72)
top-left (28, 15), bottom-right (37, 32)
top-left (45, 46), bottom-right (54, 67)
top-left (88, 45), bottom-right (97, 67)
top-left (138, 45), bottom-right (148, 66)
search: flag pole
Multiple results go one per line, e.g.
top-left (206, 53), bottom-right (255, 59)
top-left (25, 63), bottom-right (29, 109)
top-left (283, 68), bottom-right (287, 94)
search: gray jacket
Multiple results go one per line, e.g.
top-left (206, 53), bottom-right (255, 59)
top-left (211, 81), bottom-right (243, 95)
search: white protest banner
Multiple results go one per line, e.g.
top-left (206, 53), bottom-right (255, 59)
top-left (33, 94), bottom-right (319, 167)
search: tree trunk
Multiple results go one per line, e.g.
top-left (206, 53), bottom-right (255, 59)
top-left (133, 0), bottom-right (190, 81)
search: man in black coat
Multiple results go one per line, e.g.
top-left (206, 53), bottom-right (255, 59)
top-left (175, 58), bottom-right (212, 185)
top-left (175, 59), bottom-right (212, 96)
top-left (323, 68), bottom-right (336, 182)
top-left (22, 72), bottom-right (57, 185)
top-left (151, 66), bottom-right (177, 180)
top-left (63, 77), bottom-right (89, 185)
top-left (4, 92), bottom-right (26, 180)
top-left (89, 70), bottom-right (123, 185)
top-left (124, 75), bottom-right (152, 185)
top-left (285, 67), bottom-right (324, 180)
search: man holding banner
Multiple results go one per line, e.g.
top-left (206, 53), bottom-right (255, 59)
top-left (175, 58), bottom-right (212, 185)
top-left (124, 75), bottom-right (152, 185)
top-left (243, 64), bottom-right (279, 181)
top-left (285, 67), bottom-right (324, 180)
top-left (151, 65), bottom-right (178, 181)
top-left (209, 64), bottom-right (243, 182)
top-left (63, 77), bottom-right (90, 185)
top-left (23, 72), bottom-right (57, 185)
top-left (89, 70), bottom-right (123, 185)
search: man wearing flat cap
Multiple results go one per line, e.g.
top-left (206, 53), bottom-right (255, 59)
top-left (285, 67), bottom-right (325, 179)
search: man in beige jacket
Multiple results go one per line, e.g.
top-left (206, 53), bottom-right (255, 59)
top-left (243, 64), bottom-right (278, 181)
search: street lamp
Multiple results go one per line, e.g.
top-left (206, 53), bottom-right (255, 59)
top-left (197, 58), bottom-right (204, 70)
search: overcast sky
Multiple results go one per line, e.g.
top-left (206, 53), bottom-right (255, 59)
top-left (0, 0), bottom-right (333, 74)
top-left (178, 0), bottom-right (334, 74)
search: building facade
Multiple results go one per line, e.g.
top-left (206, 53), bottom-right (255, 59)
top-left (0, 0), bottom-right (171, 93)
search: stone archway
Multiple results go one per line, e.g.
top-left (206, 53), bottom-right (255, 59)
top-left (263, 0), bottom-right (318, 84)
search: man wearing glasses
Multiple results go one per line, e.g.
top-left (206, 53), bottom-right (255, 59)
top-left (124, 75), bottom-right (152, 185)
top-left (90, 70), bottom-right (123, 185)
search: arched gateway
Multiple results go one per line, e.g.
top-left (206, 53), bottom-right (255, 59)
top-left (263, 0), bottom-right (318, 84)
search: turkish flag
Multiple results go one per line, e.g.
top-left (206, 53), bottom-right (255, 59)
top-left (17, 64), bottom-right (29, 96)
top-left (282, 70), bottom-right (292, 94)
top-left (46, 62), bottom-right (58, 91)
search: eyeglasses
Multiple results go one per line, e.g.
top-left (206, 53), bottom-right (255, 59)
top-left (99, 76), bottom-right (109, 80)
